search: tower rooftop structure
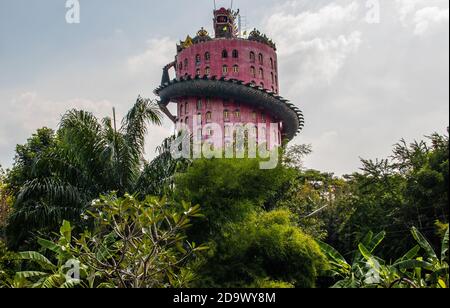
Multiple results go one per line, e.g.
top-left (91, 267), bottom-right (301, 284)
top-left (154, 7), bottom-right (304, 146)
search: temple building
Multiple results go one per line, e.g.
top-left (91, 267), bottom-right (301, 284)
top-left (154, 7), bottom-right (304, 150)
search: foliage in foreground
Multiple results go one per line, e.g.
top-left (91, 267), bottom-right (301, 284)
top-left (319, 227), bottom-right (449, 288)
top-left (2, 194), bottom-right (206, 288)
top-left (5, 98), bottom-right (163, 249)
top-left (196, 209), bottom-right (328, 288)
top-left (175, 158), bottom-right (327, 288)
top-left (0, 166), bottom-right (13, 231)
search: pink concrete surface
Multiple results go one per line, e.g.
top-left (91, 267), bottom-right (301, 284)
top-left (176, 39), bottom-right (279, 93)
top-left (171, 32), bottom-right (283, 148)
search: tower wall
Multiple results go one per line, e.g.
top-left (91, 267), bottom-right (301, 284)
top-left (174, 39), bottom-right (282, 148)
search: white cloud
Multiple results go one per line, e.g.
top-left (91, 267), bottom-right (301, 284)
top-left (413, 6), bottom-right (449, 35)
top-left (127, 37), bottom-right (174, 73)
top-left (0, 92), bottom-right (115, 165)
top-left (263, 1), bottom-right (362, 90)
top-left (395, 0), bottom-right (449, 35)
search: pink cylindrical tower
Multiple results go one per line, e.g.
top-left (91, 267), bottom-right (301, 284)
top-left (155, 7), bottom-right (304, 150)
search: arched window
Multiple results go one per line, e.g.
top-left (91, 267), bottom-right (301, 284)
top-left (196, 69), bottom-right (201, 76)
top-left (250, 66), bottom-right (256, 78)
top-left (184, 59), bottom-right (188, 68)
top-left (185, 102), bottom-right (189, 114)
top-left (185, 117), bottom-right (189, 125)
top-left (206, 112), bottom-right (212, 123)
top-left (250, 80), bottom-right (256, 86)
top-left (232, 49), bottom-right (239, 58)
top-left (225, 125), bottom-right (231, 137)
top-left (233, 65), bottom-right (239, 73)
top-left (224, 110), bottom-right (230, 122)
top-left (180, 103), bottom-right (183, 115)
top-left (250, 51), bottom-right (256, 62)
top-left (179, 62), bottom-right (183, 70)
top-left (222, 65), bottom-right (228, 74)
top-left (222, 49), bottom-right (228, 58)
top-left (259, 68), bottom-right (264, 79)
top-left (271, 86), bottom-right (275, 92)
top-left (271, 72), bottom-right (274, 84)
top-left (275, 75), bottom-right (278, 84)
top-left (195, 54), bottom-right (201, 65)
top-left (258, 53), bottom-right (264, 65)
top-left (252, 111), bottom-right (257, 121)
top-left (234, 110), bottom-right (241, 119)
top-left (205, 52), bottom-right (211, 61)
top-left (197, 99), bottom-right (202, 110)
top-left (261, 113), bottom-right (266, 123)
top-left (205, 67), bottom-right (211, 76)
top-left (251, 126), bottom-right (258, 139)
top-left (206, 98), bottom-right (212, 109)
top-left (270, 58), bottom-right (274, 69)
top-left (260, 82), bottom-right (264, 88)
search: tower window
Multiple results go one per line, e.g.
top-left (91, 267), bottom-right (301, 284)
top-left (205, 52), bottom-right (211, 61)
top-left (233, 65), bottom-right (239, 73)
top-left (222, 50), bottom-right (228, 58)
top-left (258, 53), bottom-right (264, 65)
top-left (225, 125), bottom-right (231, 137)
top-left (206, 111), bottom-right (212, 123)
top-left (250, 51), bottom-right (255, 63)
top-left (252, 111), bottom-right (257, 122)
top-left (196, 69), bottom-right (201, 76)
top-left (205, 67), bottom-right (211, 76)
top-left (196, 54), bottom-right (201, 65)
top-left (250, 66), bottom-right (256, 78)
top-left (222, 65), bottom-right (228, 74)
top-left (224, 110), bottom-right (230, 122)
top-left (232, 49), bottom-right (239, 58)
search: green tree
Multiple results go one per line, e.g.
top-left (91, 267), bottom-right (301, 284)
top-left (328, 130), bottom-right (449, 259)
top-left (6, 193), bottom-right (206, 288)
top-left (195, 209), bottom-right (328, 288)
top-left (319, 226), bottom-right (449, 288)
top-left (175, 158), bottom-right (326, 287)
top-left (174, 157), bottom-right (295, 242)
top-left (6, 97), bottom-right (162, 249)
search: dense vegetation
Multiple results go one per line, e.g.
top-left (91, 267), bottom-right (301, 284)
top-left (0, 98), bottom-right (448, 288)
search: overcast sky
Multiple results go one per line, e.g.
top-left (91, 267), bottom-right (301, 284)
top-left (0, 0), bottom-right (448, 175)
